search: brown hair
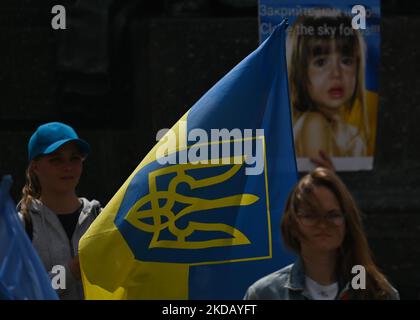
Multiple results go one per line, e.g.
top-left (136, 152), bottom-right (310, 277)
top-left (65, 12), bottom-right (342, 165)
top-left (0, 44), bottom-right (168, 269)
top-left (20, 164), bottom-right (41, 225)
top-left (286, 10), bottom-right (369, 146)
top-left (281, 168), bottom-right (395, 299)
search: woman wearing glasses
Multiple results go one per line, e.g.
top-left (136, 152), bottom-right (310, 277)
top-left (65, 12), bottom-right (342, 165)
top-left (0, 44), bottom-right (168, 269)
top-left (244, 168), bottom-right (399, 300)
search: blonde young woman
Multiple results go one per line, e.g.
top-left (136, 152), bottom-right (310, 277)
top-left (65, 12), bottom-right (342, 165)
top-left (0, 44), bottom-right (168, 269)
top-left (18, 122), bottom-right (101, 299)
top-left (244, 168), bottom-right (398, 300)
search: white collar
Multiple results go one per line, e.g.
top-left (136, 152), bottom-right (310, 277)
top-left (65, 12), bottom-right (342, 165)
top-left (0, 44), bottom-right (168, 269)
top-left (305, 276), bottom-right (338, 300)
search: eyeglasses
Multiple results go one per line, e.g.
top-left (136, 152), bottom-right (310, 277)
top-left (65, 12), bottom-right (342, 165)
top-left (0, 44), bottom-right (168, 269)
top-left (297, 212), bottom-right (345, 227)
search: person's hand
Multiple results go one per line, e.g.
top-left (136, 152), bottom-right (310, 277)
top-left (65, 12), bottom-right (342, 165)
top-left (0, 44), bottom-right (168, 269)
top-left (69, 256), bottom-right (81, 280)
top-left (310, 150), bottom-right (335, 171)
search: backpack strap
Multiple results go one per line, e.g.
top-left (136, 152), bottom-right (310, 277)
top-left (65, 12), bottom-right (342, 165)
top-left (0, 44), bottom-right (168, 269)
top-left (92, 205), bottom-right (102, 219)
top-left (24, 213), bottom-right (34, 241)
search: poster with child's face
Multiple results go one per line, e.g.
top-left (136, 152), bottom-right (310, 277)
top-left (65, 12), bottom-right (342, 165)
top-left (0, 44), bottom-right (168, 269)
top-left (259, 0), bottom-right (380, 171)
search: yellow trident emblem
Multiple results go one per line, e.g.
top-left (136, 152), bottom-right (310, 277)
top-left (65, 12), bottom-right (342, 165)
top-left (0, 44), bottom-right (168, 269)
top-left (125, 157), bottom-right (259, 250)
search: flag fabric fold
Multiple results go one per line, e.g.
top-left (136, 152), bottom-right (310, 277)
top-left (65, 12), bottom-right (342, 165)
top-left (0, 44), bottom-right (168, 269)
top-left (79, 20), bottom-right (297, 299)
top-left (0, 175), bottom-right (58, 300)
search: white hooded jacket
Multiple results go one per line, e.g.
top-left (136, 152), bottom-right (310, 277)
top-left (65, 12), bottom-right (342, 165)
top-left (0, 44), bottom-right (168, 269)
top-left (18, 198), bottom-right (101, 300)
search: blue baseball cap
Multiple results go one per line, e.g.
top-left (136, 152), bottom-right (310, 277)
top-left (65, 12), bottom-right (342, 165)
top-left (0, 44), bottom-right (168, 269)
top-left (28, 122), bottom-right (91, 161)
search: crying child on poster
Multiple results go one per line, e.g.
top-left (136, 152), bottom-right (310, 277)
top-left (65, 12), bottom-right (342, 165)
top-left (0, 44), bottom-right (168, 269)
top-left (286, 10), bottom-right (370, 162)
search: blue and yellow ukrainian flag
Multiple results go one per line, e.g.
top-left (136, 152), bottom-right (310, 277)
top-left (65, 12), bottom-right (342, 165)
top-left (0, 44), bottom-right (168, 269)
top-left (79, 21), bottom-right (297, 299)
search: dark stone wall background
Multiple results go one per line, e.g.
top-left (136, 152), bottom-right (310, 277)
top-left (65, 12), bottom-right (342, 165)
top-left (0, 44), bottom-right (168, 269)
top-left (1, 1), bottom-right (420, 299)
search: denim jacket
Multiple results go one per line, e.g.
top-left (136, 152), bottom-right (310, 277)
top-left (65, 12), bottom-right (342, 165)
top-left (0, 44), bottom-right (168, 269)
top-left (243, 258), bottom-right (400, 300)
